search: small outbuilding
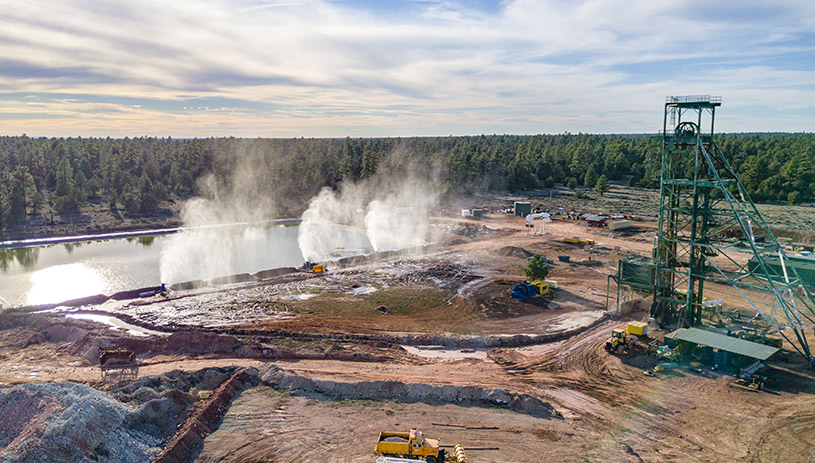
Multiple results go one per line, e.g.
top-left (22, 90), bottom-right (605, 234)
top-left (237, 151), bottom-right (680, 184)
top-left (581, 214), bottom-right (608, 227)
top-left (514, 201), bottom-right (532, 217)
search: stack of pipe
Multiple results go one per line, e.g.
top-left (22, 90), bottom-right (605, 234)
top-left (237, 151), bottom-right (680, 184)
top-left (453, 443), bottom-right (467, 463)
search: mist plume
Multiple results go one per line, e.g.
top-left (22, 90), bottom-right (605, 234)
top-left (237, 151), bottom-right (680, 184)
top-left (159, 148), bottom-right (280, 284)
top-left (298, 155), bottom-right (442, 262)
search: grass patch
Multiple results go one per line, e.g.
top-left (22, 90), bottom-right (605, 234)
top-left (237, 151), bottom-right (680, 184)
top-left (296, 288), bottom-right (453, 318)
top-left (328, 399), bottom-right (397, 408)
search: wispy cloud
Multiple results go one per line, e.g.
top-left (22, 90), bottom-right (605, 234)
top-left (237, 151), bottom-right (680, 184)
top-left (0, 0), bottom-right (813, 136)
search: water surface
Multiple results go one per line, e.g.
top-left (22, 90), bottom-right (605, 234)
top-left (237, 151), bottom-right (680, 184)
top-left (0, 224), bottom-right (371, 307)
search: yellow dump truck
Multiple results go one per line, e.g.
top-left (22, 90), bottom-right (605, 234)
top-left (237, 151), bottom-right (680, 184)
top-left (374, 428), bottom-right (446, 462)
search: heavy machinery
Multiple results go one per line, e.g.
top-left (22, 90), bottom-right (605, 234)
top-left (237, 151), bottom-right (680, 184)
top-left (564, 237), bottom-right (595, 246)
top-left (374, 428), bottom-right (447, 462)
top-left (99, 347), bottom-right (138, 381)
top-left (626, 321), bottom-right (648, 337)
top-left (510, 280), bottom-right (550, 300)
top-left (729, 374), bottom-right (766, 392)
top-left (730, 328), bottom-right (783, 349)
top-left (302, 261), bottom-right (325, 273)
top-left (604, 328), bottom-right (638, 354)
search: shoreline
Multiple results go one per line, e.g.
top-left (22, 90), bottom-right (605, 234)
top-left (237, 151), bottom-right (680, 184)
top-left (0, 218), bottom-right (301, 250)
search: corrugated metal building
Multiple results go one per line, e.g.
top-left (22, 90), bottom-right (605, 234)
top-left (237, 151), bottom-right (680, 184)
top-left (665, 327), bottom-right (779, 370)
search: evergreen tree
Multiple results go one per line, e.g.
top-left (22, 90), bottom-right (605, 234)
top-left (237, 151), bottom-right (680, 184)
top-left (595, 174), bottom-right (610, 196)
top-left (524, 255), bottom-right (550, 281)
top-left (584, 164), bottom-right (598, 188)
top-left (137, 173), bottom-right (157, 212)
top-left (9, 172), bottom-right (27, 223)
top-left (55, 157), bottom-right (74, 197)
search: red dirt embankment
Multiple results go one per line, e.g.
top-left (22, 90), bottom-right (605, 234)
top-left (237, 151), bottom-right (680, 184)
top-left (153, 367), bottom-right (259, 463)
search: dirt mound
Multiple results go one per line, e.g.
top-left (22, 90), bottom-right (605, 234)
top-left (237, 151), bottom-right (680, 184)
top-left (260, 365), bottom-right (556, 418)
top-left (111, 367), bottom-right (240, 403)
top-left (123, 389), bottom-right (193, 438)
top-left (0, 312), bottom-right (39, 330)
top-left (0, 366), bottom-right (253, 462)
top-left (67, 330), bottom-right (246, 365)
top-left (493, 246), bottom-right (534, 258)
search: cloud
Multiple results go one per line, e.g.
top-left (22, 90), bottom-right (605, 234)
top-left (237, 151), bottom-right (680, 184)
top-left (0, 0), bottom-right (813, 136)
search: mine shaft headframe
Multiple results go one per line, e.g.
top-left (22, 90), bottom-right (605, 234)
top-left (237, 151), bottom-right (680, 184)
top-left (650, 95), bottom-right (815, 364)
top-left (663, 95), bottom-right (721, 141)
top-left (653, 95), bottom-right (723, 329)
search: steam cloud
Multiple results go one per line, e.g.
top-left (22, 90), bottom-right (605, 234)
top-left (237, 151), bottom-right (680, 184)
top-left (298, 163), bottom-right (441, 263)
top-left (160, 145), bottom-right (442, 284)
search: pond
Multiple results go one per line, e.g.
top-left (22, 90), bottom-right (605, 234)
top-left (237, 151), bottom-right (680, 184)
top-left (0, 224), bottom-right (372, 308)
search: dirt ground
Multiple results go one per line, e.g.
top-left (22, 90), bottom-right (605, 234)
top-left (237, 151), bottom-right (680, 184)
top-left (2, 207), bottom-right (815, 463)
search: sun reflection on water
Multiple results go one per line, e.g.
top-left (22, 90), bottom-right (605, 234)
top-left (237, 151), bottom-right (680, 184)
top-left (27, 263), bottom-right (107, 306)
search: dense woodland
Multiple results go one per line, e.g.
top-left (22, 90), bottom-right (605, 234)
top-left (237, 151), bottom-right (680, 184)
top-left (0, 133), bottom-right (813, 230)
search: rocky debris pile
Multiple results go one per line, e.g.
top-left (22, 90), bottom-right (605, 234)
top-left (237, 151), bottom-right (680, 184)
top-left (111, 367), bottom-right (239, 404)
top-left (260, 365), bottom-right (556, 418)
top-left (0, 382), bottom-right (185, 463)
top-left (0, 367), bottom-right (242, 463)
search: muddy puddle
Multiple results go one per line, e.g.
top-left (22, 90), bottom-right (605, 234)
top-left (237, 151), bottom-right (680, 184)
top-left (401, 345), bottom-right (490, 359)
top-left (65, 313), bottom-right (169, 337)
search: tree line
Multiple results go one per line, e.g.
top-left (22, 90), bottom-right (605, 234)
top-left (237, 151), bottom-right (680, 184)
top-left (0, 132), bottom-right (813, 230)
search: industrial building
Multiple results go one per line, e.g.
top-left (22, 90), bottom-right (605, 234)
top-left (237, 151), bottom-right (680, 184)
top-left (665, 327), bottom-right (779, 372)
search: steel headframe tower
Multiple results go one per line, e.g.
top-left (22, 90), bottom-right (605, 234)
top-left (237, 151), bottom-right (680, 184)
top-left (651, 95), bottom-right (815, 362)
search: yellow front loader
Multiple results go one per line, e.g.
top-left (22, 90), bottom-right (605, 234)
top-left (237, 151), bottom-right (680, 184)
top-left (604, 328), bottom-right (637, 354)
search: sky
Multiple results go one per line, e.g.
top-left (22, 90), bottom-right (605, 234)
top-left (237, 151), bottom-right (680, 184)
top-left (0, 0), bottom-right (813, 137)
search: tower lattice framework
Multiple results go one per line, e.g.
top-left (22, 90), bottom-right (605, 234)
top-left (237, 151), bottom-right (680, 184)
top-left (652, 95), bottom-right (815, 362)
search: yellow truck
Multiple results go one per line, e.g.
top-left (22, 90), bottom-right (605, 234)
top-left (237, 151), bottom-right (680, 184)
top-left (374, 428), bottom-right (446, 462)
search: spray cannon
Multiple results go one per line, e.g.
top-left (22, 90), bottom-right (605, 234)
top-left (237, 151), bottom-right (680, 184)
top-left (301, 261), bottom-right (325, 274)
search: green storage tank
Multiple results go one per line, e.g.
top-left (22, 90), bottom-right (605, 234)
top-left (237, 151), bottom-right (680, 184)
top-left (747, 254), bottom-right (815, 288)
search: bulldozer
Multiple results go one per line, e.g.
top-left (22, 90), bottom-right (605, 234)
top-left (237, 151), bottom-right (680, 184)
top-left (374, 428), bottom-right (448, 462)
top-left (729, 374), bottom-right (766, 392)
top-left (604, 328), bottom-right (637, 354)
